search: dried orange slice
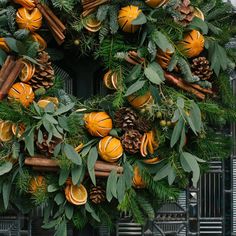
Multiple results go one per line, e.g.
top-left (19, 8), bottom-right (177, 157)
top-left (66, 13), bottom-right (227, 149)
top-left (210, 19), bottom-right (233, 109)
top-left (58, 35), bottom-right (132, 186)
top-left (31, 32), bottom-right (47, 51)
top-left (194, 7), bottom-right (205, 21)
top-left (0, 120), bottom-right (13, 142)
top-left (69, 184), bottom-right (87, 205)
top-left (143, 157), bottom-right (160, 164)
top-left (12, 123), bottom-right (25, 138)
top-left (19, 60), bottom-right (35, 82)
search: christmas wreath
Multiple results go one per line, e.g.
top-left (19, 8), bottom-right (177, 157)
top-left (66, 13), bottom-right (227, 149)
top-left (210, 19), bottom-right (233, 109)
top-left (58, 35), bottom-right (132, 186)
top-left (0, 0), bottom-right (235, 234)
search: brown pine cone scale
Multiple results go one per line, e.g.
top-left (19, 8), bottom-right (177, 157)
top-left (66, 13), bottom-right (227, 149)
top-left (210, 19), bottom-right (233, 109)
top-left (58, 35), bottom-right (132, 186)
top-left (90, 186), bottom-right (106, 204)
top-left (121, 129), bottom-right (142, 154)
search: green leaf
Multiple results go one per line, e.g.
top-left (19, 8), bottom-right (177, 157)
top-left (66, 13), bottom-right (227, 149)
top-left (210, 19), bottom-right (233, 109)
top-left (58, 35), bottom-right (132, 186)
top-left (54, 103), bottom-right (75, 116)
top-left (190, 102), bottom-right (202, 132)
top-left (44, 103), bottom-right (55, 113)
top-left (64, 144), bottom-right (82, 165)
top-left (59, 169), bottom-right (70, 186)
top-left (167, 53), bottom-right (178, 72)
top-left (152, 31), bottom-right (175, 53)
top-left (144, 62), bottom-right (165, 85)
top-left (55, 220), bottom-right (67, 236)
top-left (85, 202), bottom-right (100, 222)
top-left (4, 38), bottom-right (20, 52)
top-left (42, 219), bottom-right (59, 229)
top-left (3, 182), bottom-right (11, 209)
top-left (54, 143), bottom-right (62, 157)
top-left (125, 80), bottom-right (146, 96)
top-left (71, 166), bottom-right (83, 185)
top-left (65, 204), bottom-right (74, 220)
top-left (177, 97), bottom-right (184, 109)
top-left (0, 48), bottom-right (7, 66)
top-left (54, 193), bottom-right (65, 205)
top-left (0, 162), bottom-right (13, 176)
top-left (24, 127), bottom-right (35, 156)
top-left (179, 127), bottom-right (186, 151)
top-left (171, 117), bottom-right (184, 148)
top-left (47, 184), bottom-right (59, 192)
top-left (172, 109), bottom-right (180, 123)
top-left (126, 64), bottom-right (142, 83)
top-left (87, 146), bottom-right (98, 185)
top-left (106, 170), bottom-right (118, 202)
top-left (117, 175), bottom-right (126, 203)
top-left (168, 167), bottom-right (176, 185)
top-left (132, 12), bottom-right (147, 25)
top-left (154, 163), bottom-right (171, 181)
top-left (188, 17), bottom-right (208, 34)
top-left (181, 152), bottom-right (200, 187)
top-left (185, 115), bottom-right (197, 135)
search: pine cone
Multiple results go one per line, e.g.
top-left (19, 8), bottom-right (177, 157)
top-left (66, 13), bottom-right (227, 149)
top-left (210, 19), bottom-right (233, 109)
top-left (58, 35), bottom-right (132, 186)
top-left (28, 51), bottom-right (55, 90)
top-left (135, 118), bottom-right (152, 133)
top-left (114, 107), bottom-right (138, 131)
top-left (35, 131), bottom-right (61, 157)
top-left (191, 57), bottom-right (213, 80)
top-left (173, 0), bottom-right (194, 26)
top-left (90, 185), bottom-right (105, 204)
top-left (121, 129), bottom-right (142, 154)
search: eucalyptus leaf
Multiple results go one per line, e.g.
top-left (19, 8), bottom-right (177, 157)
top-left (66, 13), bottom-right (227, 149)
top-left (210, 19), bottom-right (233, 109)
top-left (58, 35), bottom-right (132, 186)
top-left (47, 184), bottom-right (59, 192)
top-left (171, 117), bottom-right (184, 148)
top-left (132, 12), bottom-right (147, 25)
top-left (59, 169), bottom-right (69, 186)
top-left (64, 144), bottom-right (82, 165)
top-left (152, 31), bottom-right (175, 53)
top-left (3, 182), bottom-right (11, 209)
top-left (65, 204), bottom-right (74, 220)
top-left (190, 102), bottom-right (202, 132)
top-left (168, 167), bottom-right (176, 185)
top-left (154, 163), bottom-right (171, 181)
top-left (54, 103), bottom-right (75, 116)
top-left (0, 162), bottom-right (13, 176)
top-left (54, 193), bottom-right (65, 205)
top-left (126, 64), bottom-right (142, 83)
top-left (72, 166), bottom-right (83, 185)
top-left (87, 146), bottom-right (98, 185)
top-left (125, 80), bottom-right (146, 96)
top-left (106, 170), bottom-right (118, 202)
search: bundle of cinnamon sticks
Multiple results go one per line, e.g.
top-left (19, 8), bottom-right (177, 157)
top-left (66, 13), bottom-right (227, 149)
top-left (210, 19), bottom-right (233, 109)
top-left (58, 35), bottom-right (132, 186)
top-left (34, 0), bottom-right (66, 45)
top-left (81, 0), bottom-right (110, 17)
top-left (164, 72), bottom-right (213, 100)
top-left (24, 157), bottom-right (123, 177)
top-left (0, 56), bottom-right (23, 100)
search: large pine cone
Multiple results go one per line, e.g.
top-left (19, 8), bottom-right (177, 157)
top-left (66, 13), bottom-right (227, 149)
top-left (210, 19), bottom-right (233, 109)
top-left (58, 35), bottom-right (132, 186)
top-left (135, 118), bottom-right (152, 133)
top-left (191, 57), bottom-right (213, 80)
top-left (35, 131), bottom-right (61, 157)
top-left (114, 107), bottom-right (138, 131)
top-left (173, 0), bottom-right (194, 26)
top-left (28, 51), bottom-right (55, 90)
top-left (121, 129), bottom-right (142, 154)
top-left (89, 185), bottom-right (106, 204)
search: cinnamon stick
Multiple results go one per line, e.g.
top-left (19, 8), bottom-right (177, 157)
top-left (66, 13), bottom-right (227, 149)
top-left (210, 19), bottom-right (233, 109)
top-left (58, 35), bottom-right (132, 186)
top-left (33, 166), bottom-right (58, 172)
top-left (0, 56), bottom-right (15, 88)
top-left (190, 83), bottom-right (214, 95)
top-left (164, 72), bottom-right (205, 100)
top-left (36, 3), bottom-right (66, 44)
top-left (95, 160), bottom-right (123, 173)
top-left (95, 171), bottom-right (110, 177)
top-left (25, 157), bottom-right (59, 167)
top-left (0, 59), bottom-right (24, 100)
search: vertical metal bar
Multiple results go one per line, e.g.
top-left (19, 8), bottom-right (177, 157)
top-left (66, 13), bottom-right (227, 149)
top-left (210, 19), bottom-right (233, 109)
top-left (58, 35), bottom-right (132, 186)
top-left (209, 173), bottom-right (211, 217)
top-left (214, 173), bottom-right (216, 217)
top-left (204, 174), bottom-right (207, 217)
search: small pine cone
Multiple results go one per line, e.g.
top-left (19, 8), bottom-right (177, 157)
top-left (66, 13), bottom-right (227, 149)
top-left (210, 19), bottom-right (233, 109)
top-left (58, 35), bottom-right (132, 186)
top-left (174, 0), bottom-right (194, 26)
top-left (135, 118), bottom-right (152, 133)
top-left (191, 57), bottom-right (213, 80)
top-left (90, 186), bottom-right (106, 204)
top-left (114, 107), bottom-right (138, 131)
top-left (28, 51), bottom-right (55, 90)
top-left (121, 129), bottom-right (142, 154)
top-left (36, 132), bottom-right (61, 157)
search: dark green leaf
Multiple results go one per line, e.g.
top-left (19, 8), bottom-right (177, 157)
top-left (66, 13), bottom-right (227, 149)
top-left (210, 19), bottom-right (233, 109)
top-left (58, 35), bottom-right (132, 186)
top-left (87, 146), bottom-right (98, 185)
top-left (64, 144), bottom-right (82, 165)
top-left (154, 163), bottom-right (171, 181)
top-left (0, 162), bottom-right (12, 176)
top-left (190, 101), bottom-right (202, 132)
top-left (0, 48), bottom-right (7, 66)
top-left (3, 182), bottom-right (11, 209)
top-left (132, 12), bottom-right (147, 25)
top-left (188, 17), bottom-right (208, 34)
top-left (59, 169), bottom-right (69, 186)
top-left (47, 184), bottom-right (59, 192)
top-left (54, 103), bottom-right (75, 116)
top-left (72, 166), bottom-right (83, 185)
top-left (53, 143), bottom-right (61, 157)
top-left (106, 170), bottom-right (118, 202)
top-left (65, 204), bottom-right (74, 220)
top-left (126, 64), bottom-right (142, 83)
top-left (54, 193), bottom-right (65, 205)
top-left (117, 175), bottom-right (126, 203)
top-left (125, 80), bottom-right (146, 96)
top-left (171, 117), bottom-right (184, 148)
top-left (24, 127), bottom-right (35, 156)
top-left (168, 167), bottom-right (176, 185)
top-left (152, 31), bottom-right (174, 52)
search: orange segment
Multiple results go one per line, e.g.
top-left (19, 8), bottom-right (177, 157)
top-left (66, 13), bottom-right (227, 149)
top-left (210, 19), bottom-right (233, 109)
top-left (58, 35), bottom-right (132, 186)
top-left (0, 120), bottom-right (13, 142)
top-left (19, 61), bottom-right (35, 82)
top-left (69, 184), bottom-right (87, 205)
